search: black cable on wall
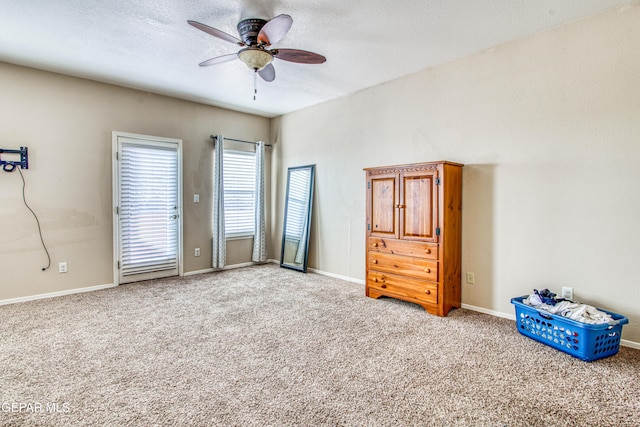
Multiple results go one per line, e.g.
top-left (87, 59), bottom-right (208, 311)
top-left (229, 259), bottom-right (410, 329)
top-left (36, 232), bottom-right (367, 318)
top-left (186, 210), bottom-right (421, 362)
top-left (1, 147), bottom-right (51, 271)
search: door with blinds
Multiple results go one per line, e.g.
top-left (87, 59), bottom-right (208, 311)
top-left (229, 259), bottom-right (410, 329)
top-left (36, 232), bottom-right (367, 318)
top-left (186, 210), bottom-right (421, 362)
top-left (113, 132), bottom-right (182, 284)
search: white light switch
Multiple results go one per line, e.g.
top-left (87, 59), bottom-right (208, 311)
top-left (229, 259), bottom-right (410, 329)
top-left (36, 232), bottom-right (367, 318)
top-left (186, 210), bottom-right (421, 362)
top-left (194, 194), bottom-right (200, 203)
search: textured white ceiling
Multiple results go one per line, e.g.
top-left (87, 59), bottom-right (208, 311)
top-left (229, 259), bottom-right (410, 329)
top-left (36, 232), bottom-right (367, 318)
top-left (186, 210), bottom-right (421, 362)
top-left (0, 0), bottom-right (636, 118)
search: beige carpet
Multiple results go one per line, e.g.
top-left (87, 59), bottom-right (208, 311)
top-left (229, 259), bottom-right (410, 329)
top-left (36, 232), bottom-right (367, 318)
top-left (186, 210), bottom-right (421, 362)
top-left (1, 264), bottom-right (638, 426)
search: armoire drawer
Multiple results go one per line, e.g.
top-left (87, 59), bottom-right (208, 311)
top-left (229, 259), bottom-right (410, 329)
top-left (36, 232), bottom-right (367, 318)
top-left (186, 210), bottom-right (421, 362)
top-left (367, 271), bottom-right (438, 304)
top-left (368, 237), bottom-right (438, 260)
top-left (368, 251), bottom-right (438, 281)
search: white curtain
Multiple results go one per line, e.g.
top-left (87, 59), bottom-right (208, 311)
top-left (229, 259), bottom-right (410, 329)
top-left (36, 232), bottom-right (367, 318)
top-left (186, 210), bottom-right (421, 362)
top-left (252, 141), bottom-right (268, 262)
top-left (212, 134), bottom-right (226, 268)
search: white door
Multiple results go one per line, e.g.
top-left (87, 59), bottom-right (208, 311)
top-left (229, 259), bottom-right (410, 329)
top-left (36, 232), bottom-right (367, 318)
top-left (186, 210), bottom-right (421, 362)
top-left (113, 132), bottom-right (182, 284)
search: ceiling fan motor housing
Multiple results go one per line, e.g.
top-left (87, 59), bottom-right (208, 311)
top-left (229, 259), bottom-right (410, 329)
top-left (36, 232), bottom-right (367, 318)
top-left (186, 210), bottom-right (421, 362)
top-left (237, 18), bottom-right (267, 45)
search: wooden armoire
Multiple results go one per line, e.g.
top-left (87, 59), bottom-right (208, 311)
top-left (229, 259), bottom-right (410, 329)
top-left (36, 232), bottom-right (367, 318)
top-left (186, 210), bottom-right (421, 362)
top-left (364, 161), bottom-right (463, 316)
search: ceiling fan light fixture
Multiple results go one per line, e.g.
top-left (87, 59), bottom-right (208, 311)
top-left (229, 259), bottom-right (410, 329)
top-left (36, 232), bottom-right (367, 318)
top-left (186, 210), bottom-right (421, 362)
top-left (238, 48), bottom-right (273, 71)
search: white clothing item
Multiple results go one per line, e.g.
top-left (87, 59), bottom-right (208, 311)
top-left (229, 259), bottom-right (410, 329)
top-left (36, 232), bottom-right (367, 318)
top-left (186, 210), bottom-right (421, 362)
top-left (523, 295), bottom-right (615, 325)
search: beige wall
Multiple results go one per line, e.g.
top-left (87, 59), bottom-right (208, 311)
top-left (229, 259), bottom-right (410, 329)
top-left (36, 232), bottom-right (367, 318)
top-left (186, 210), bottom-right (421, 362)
top-left (272, 4), bottom-right (640, 342)
top-left (0, 63), bottom-right (271, 298)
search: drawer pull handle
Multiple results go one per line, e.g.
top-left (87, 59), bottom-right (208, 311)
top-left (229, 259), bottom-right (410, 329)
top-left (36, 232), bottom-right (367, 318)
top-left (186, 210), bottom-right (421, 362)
top-left (372, 260), bottom-right (378, 264)
top-left (373, 243), bottom-right (378, 247)
top-left (425, 249), bottom-right (431, 254)
top-left (424, 268), bottom-right (431, 273)
top-left (425, 290), bottom-right (431, 295)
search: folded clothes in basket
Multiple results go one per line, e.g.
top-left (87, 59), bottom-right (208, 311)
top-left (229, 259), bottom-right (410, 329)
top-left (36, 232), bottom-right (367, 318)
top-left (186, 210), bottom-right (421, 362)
top-left (523, 290), bottom-right (616, 325)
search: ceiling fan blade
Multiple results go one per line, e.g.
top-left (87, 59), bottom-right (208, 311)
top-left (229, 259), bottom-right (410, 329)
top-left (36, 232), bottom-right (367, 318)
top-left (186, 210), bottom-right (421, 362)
top-left (257, 14), bottom-right (293, 46)
top-left (199, 53), bottom-right (238, 67)
top-left (188, 20), bottom-right (244, 46)
top-left (258, 63), bottom-right (276, 82)
top-left (274, 48), bottom-right (326, 64)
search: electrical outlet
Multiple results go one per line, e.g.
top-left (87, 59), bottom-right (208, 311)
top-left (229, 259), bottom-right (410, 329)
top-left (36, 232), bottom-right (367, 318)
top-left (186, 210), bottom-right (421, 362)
top-left (466, 272), bottom-right (475, 284)
top-left (194, 248), bottom-right (200, 257)
top-left (561, 286), bottom-right (574, 301)
top-left (59, 262), bottom-right (68, 273)
top-left (194, 194), bottom-right (200, 203)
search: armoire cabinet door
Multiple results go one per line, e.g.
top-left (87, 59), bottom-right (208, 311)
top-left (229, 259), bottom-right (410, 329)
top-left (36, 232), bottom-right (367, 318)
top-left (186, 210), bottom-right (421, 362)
top-left (400, 170), bottom-right (438, 242)
top-left (368, 173), bottom-right (398, 238)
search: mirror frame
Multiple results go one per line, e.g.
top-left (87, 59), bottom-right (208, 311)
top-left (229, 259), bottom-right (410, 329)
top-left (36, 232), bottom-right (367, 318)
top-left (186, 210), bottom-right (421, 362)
top-left (280, 164), bottom-right (315, 272)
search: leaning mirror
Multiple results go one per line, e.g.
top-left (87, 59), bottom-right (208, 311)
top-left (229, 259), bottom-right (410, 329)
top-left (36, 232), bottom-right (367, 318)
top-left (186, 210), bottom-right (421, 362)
top-left (280, 165), bottom-right (315, 272)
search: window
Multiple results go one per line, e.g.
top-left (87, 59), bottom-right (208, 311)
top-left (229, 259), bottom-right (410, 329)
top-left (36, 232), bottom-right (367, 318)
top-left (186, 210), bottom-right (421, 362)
top-left (223, 149), bottom-right (256, 237)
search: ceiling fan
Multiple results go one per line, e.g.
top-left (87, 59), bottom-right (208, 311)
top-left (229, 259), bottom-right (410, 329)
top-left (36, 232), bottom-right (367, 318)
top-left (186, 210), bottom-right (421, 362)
top-left (188, 14), bottom-right (326, 98)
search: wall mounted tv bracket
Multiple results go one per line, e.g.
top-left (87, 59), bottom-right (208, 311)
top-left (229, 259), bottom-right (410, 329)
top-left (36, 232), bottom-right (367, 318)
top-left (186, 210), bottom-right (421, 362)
top-left (0, 147), bottom-right (28, 172)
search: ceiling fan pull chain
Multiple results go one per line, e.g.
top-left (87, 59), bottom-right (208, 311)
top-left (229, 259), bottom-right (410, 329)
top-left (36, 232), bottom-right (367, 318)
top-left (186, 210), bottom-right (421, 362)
top-left (253, 69), bottom-right (258, 101)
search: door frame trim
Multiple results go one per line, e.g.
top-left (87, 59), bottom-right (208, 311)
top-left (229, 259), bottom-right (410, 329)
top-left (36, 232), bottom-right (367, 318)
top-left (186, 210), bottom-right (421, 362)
top-left (111, 131), bottom-right (184, 286)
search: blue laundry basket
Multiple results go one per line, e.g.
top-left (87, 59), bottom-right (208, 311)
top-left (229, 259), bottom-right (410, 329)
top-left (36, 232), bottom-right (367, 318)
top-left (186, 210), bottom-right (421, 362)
top-left (511, 296), bottom-right (628, 362)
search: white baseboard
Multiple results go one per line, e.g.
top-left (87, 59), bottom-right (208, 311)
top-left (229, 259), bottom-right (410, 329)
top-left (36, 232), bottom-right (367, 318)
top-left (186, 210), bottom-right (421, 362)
top-left (308, 268), bottom-right (366, 285)
top-left (621, 339), bottom-right (640, 350)
top-left (0, 283), bottom-right (117, 306)
top-left (461, 303), bottom-right (516, 321)
top-left (183, 261), bottom-right (269, 276)
top-left (183, 268), bottom-right (216, 276)
top-left (265, 259), bottom-right (367, 285)
top-left (223, 261), bottom-right (260, 270)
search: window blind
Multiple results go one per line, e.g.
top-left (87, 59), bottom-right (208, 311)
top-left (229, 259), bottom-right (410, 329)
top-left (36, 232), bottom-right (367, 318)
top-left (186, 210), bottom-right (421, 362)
top-left (223, 150), bottom-right (256, 237)
top-left (120, 143), bottom-right (178, 276)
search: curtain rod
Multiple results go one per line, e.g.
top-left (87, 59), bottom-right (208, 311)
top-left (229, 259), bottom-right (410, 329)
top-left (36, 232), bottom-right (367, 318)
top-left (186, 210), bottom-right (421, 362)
top-left (210, 135), bottom-right (272, 147)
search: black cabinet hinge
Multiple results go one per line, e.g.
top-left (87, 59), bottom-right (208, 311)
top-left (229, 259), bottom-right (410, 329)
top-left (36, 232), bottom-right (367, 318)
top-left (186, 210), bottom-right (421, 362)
top-left (435, 178), bottom-right (441, 185)
top-left (436, 227), bottom-right (441, 236)
top-left (367, 224), bottom-right (370, 231)
top-left (367, 182), bottom-right (370, 189)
